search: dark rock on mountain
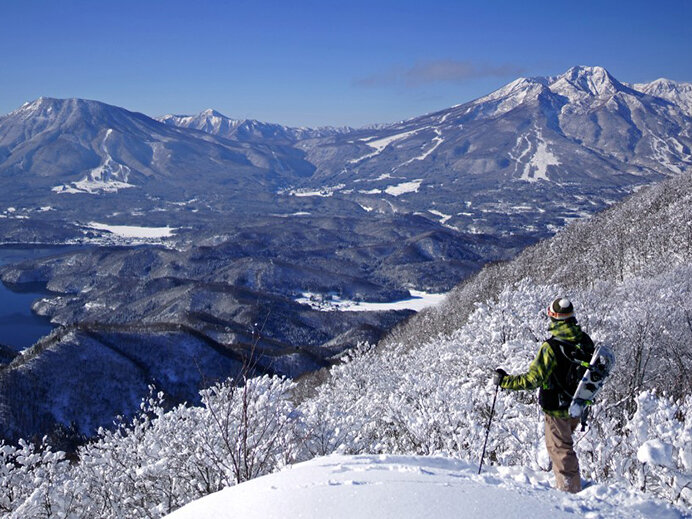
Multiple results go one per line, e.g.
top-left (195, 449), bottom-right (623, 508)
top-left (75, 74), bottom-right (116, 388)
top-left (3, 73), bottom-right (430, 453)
top-left (0, 344), bottom-right (17, 366)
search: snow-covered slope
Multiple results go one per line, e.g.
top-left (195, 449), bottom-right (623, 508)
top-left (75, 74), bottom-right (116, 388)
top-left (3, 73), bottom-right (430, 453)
top-left (165, 454), bottom-right (687, 519)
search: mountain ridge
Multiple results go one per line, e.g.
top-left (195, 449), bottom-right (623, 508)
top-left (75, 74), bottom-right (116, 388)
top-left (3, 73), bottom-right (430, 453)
top-left (0, 96), bottom-right (315, 202)
top-left (148, 66), bottom-right (692, 135)
top-left (2, 66), bottom-right (690, 206)
top-left (158, 110), bottom-right (354, 143)
top-left (287, 66), bottom-right (691, 205)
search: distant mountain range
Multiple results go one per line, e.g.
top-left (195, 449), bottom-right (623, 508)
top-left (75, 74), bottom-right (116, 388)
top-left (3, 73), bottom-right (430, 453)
top-left (161, 67), bottom-right (692, 190)
top-left (158, 109), bottom-right (352, 143)
top-left (1, 66), bottom-right (690, 233)
top-left (0, 67), bottom-right (692, 203)
top-left (632, 77), bottom-right (692, 116)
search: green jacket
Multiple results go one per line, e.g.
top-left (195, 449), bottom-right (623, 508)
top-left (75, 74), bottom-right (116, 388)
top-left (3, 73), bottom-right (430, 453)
top-left (500, 320), bottom-right (586, 418)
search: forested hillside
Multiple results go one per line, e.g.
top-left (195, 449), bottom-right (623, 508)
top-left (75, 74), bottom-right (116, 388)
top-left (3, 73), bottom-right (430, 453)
top-left (298, 171), bottom-right (692, 505)
top-left (386, 170), bottom-right (692, 372)
top-left (1, 173), bottom-right (690, 517)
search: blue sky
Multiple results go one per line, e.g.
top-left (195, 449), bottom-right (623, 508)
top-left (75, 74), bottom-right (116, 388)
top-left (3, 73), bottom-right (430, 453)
top-left (1, 0), bottom-right (690, 127)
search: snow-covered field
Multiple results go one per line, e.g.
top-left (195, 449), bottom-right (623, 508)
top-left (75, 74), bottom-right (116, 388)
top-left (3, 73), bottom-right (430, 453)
top-left (165, 454), bottom-right (687, 519)
top-left (349, 129), bottom-right (422, 164)
top-left (285, 184), bottom-right (346, 197)
top-left (86, 222), bottom-right (177, 239)
top-left (296, 289), bottom-right (446, 312)
top-left (384, 179), bottom-right (423, 196)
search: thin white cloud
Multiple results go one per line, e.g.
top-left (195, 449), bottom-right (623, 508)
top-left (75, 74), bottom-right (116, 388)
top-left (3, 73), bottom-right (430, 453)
top-left (355, 60), bottom-right (525, 88)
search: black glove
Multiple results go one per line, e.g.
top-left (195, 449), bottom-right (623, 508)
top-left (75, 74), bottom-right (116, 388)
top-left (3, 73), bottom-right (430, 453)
top-left (493, 368), bottom-right (508, 387)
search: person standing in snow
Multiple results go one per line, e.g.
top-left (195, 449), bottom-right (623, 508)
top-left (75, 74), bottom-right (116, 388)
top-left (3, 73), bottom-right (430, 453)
top-left (493, 297), bottom-right (594, 493)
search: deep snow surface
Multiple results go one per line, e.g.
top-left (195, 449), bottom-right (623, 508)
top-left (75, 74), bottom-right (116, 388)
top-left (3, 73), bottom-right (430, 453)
top-left (165, 455), bottom-right (689, 519)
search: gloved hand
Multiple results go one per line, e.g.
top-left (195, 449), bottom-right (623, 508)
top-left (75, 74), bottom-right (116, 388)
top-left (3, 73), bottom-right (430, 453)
top-left (493, 368), bottom-right (508, 387)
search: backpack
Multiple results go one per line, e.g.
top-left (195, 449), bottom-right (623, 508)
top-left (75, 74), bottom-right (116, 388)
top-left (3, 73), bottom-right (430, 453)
top-left (538, 335), bottom-right (595, 411)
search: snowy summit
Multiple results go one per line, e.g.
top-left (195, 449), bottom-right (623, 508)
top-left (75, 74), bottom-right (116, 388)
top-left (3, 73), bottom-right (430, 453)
top-left (165, 455), bottom-right (687, 519)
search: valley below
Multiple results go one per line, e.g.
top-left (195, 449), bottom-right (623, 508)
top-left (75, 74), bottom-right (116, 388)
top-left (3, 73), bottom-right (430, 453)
top-left (0, 191), bottom-right (585, 444)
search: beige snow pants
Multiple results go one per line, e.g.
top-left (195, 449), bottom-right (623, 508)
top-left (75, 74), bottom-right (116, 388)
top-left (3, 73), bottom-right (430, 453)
top-left (544, 414), bottom-right (582, 493)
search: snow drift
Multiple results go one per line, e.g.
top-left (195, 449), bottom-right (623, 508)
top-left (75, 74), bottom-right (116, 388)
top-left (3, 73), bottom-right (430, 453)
top-left (165, 454), bottom-right (687, 519)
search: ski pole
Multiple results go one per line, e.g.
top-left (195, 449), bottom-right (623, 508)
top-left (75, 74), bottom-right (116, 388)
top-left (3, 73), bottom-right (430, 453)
top-left (478, 383), bottom-right (500, 475)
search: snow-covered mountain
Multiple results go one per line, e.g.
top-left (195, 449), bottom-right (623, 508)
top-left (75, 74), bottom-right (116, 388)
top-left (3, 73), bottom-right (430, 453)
top-left (210, 65), bottom-right (689, 240)
top-left (295, 66), bottom-right (691, 200)
top-left (158, 109), bottom-right (352, 143)
top-left (2, 66), bottom-right (690, 240)
top-left (633, 78), bottom-right (692, 117)
top-left (0, 97), bottom-right (313, 202)
top-left (3, 67), bottom-right (690, 213)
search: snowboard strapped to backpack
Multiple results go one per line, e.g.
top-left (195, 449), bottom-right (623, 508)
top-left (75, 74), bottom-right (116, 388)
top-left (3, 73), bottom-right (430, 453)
top-left (539, 336), bottom-right (614, 427)
top-left (568, 344), bottom-right (615, 421)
